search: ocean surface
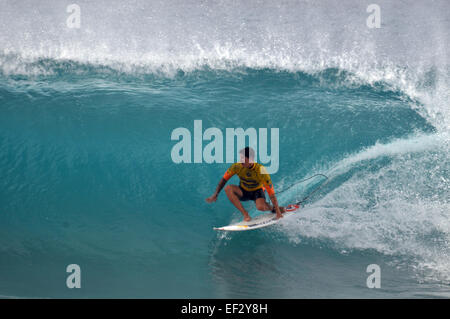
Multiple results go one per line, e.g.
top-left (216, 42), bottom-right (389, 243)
top-left (0, 0), bottom-right (449, 298)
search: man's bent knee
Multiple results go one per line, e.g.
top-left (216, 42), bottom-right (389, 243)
top-left (225, 185), bottom-right (239, 198)
top-left (225, 185), bottom-right (233, 194)
top-left (255, 202), bottom-right (267, 211)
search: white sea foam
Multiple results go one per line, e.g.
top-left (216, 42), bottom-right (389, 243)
top-left (281, 132), bottom-right (450, 283)
top-left (1, 1), bottom-right (449, 132)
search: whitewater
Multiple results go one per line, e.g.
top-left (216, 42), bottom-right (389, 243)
top-left (0, 0), bottom-right (449, 298)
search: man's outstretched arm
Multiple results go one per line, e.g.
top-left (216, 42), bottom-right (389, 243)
top-left (206, 165), bottom-right (236, 203)
top-left (206, 178), bottom-right (227, 203)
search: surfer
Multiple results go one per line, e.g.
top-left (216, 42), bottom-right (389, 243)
top-left (206, 147), bottom-right (285, 221)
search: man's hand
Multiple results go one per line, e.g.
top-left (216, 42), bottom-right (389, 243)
top-left (269, 194), bottom-right (283, 219)
top-left (206, 193), bottom-right (218, 203)
top-left (275, 207), bottom-right (283, 219)
top-left (207, 178), bottom-right (227, 204)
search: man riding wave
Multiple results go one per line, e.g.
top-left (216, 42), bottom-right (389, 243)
top-left (206, 147), bottom-right (285, 221)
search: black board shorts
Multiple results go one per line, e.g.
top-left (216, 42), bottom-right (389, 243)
top-left (238, 185), bottom-right (266, 202)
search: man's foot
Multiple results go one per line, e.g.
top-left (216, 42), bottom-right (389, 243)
top-left (243, 215), bottom-right (252, 222)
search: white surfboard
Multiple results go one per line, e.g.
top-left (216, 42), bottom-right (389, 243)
top-left (213, 204), bottom-right (300, 231)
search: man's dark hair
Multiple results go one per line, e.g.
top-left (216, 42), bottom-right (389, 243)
top-left (240, 147), bottom-right (255, 159)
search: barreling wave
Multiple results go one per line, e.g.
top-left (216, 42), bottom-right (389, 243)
top-left (1, 47), bottom-right (449, 132)
top-left (1, 0), bottom-right (449, 297)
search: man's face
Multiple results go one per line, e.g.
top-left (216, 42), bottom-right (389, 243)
top-left (240, 154), bottom-right (254, 167)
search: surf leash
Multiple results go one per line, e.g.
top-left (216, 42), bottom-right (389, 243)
top-left (277, 173), bottom-right (330, 205)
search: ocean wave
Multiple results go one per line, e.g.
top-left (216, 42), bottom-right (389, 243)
top-left (1, 49), bottom-right (448, 131)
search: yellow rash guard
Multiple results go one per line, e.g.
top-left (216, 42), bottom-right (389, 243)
top-left (223, 162), bottom-right (275, 196)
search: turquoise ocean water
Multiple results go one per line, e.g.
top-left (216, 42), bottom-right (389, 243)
top-left (0, 0), bottom-right (449, 298)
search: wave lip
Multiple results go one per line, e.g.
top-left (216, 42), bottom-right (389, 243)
top-left (2, 46), bottom-right (449, 133)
